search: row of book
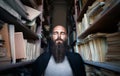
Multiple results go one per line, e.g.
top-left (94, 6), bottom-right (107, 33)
top-left (75, 0), bottom-right (120, 75)
top-left (76, 0), bottom-right (118, 37)
top-left (77, 32), bottom-right (120, 63)
top-left (0, 0), bottom-right (44, 65)
top-left (77, 33), bottom-right (107, 62)
top-left (105, 32), bottom-right (120, 62)
top-left (0, 23), bottom-right (42, 64)
top-left (0, 0), bottom-right (42, 34)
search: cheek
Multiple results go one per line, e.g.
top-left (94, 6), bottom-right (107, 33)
top-left (52, 35), bottom-right (57, 40)
top-left (61, 35), bottom-right (67, 40)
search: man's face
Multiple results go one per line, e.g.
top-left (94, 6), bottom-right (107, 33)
top-left (50, 25), bottom-right (67, 63)
top-left (52, 25), bottom-right (67, 44)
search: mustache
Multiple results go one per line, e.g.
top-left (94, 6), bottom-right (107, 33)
top-left (55, 38), bottom-right (64, 42)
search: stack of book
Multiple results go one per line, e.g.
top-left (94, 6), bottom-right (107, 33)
top-left (105, 32), bottom-right (120, 62)
top-left (78, 33), bottom-right (108, 62)
top-left (0, 23), bottom-right (11, 65)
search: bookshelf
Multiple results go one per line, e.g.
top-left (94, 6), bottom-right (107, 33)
top-left (75, 0), bottom-right (120, 75)
top-left (78, 0), bottom-right (120, 39)
top-left (0, 0), bottom-right (43, 74)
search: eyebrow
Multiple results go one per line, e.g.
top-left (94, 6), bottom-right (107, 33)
top-left (53, 31), bottom-right (66, 34)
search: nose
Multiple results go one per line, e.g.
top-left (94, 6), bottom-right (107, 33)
top-left (58, 33), bottom-right (61, 38)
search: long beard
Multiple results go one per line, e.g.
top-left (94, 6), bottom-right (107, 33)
top-left (50, 38), bottom-right (67, 63)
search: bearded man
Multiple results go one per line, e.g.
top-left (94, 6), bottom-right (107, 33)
top-left (32, 25), bottom-right (86, 76)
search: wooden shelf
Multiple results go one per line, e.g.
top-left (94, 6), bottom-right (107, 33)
top-left (76, 0), bottom-right (120, 75)
top-left (78, 1), bottom-right (120, 39)
top-left (14, 20), bottom-right (39, 40)
top-left (0, 60), bottom-right (34, 72)
top-left (84, 60), bottom-right (120, 74)
top-left (0, 1), bottom-right (40, 75)
top-left (0, 7), bottom-right (39, 40)
top-left (77, 0), bottom-right (95, 22)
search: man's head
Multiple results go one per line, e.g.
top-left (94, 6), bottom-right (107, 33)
top-left (50, 25), bottom-right (68, 63)
top-left (51, 25), bottom-right (67, 44)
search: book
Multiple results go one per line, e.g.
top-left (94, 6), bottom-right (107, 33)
top-left (9, 24), bottom-right (16, 63)
top-left (0, 23), bottom-right (11, 58)
top-left (24, 5), bottom-right (41, 21)
top-left (76, 22), bottom-right (82, 37)
top-left (107, 46), bottom-right (120, 55)
top-left (83, 14), bottom-right (89, 30)
top-left (84, 43), bottom-right (92, 61)
top-left (85, 33), bottom-right (108, 62)
top-left (0, 57), bottom-right (11, 65)
top-left (96, 37), bottom-right (107, 62)
top-left (14, 32), bottom-right (26, 59)
top-left (0, 47), bottom-right (7, 58)
top-left (87, 1), bottom-right (105, 25)
top-left (89, 40), bottom-right (95, 61)
top-left (106, 32), bottom-right (120, 42)
top-left (105, 32), bottom-right (120, 62)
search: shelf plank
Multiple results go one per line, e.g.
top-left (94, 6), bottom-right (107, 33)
top-left (0, 60), bottom-right (34, 72)
top-left (77, 0), bottom-right (95, 22)
top-left (78, 1), bottom-right (120, 39)
top-left (84, 60), bottom-right (120, 73)
top-left (14, 20), bottom-right (39, 40)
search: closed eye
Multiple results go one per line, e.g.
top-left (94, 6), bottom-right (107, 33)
top-left (61, 32), bottom-right (66, 35)
top-left (53, 32), bottom-right (58, 35)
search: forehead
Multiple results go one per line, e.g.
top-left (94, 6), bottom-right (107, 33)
top-left (53, 26), bottom-right (66, 32)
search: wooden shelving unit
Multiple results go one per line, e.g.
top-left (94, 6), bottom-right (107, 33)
top-left (0, 0), bottom-right (41, 74)
top-left (76, 0), bottom-right (120, 75)
top-left (78, 1), bottom-right (120, 39)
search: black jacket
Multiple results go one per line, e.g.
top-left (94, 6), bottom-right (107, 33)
top-left (32, 51), bottom-right (86, 76)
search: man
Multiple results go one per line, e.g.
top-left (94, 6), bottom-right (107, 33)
top-left (32, 25), bottom-right (86, 76)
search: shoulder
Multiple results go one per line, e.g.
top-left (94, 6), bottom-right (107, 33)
top-left (67, 52), bottom-right (86, 76)
top-left (37, 52), bottom-right (48, 59)
top-left (67, 52), bottom-right (85, 65)
top-left (35, 52), bottom-right (51, 63)
top-left (67, 52), bottom-right (82, 59)
top-left (32, 52), bottom-right (51, 76)
top-left (67, 51), bottom-right (84, 64)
